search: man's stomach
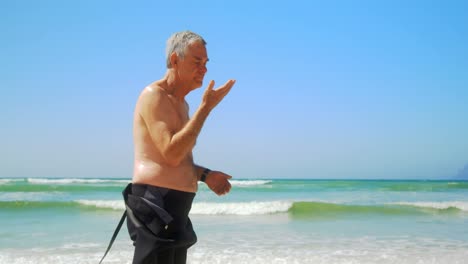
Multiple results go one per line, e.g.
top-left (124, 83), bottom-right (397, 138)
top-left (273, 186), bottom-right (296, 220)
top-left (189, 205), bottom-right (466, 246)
top-left (132, 159), bottom-right (198, 193)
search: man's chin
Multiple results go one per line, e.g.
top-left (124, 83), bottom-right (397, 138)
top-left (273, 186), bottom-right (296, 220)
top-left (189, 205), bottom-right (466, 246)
top-left (194, 79), bottom-right (204, 87)
top-left (190, 81), bottom-right (203, 91)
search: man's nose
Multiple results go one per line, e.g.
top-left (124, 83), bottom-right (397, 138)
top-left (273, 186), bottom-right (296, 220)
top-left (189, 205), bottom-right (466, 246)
top-left (199, 64), bottom-right (207, 74)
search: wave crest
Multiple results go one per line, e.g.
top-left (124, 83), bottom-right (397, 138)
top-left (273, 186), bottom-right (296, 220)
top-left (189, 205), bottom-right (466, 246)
top-left (75, 200), bottom-right (125, 210)
top-left (191, 201), bottom-right (292, 215)
top-left (390, 201), bottom-right (468, 212)
top-left (27, 178), bottom-right (130, 185)
top-left (229, 180), bottom-right (272, 187)
top-left (0, 179), bottom-right (25, 185)
top-left (3, 199), bottom-right (467, 216)
top-left (76, 200), bottom-right (293, 215)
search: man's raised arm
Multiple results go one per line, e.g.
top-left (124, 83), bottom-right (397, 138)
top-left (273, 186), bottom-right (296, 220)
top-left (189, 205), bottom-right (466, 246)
top-left (142, 80), bottom-right (235, 167)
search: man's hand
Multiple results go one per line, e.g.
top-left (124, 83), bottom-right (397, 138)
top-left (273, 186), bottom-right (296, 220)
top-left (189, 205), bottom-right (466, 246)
top-left (205, 170), bottom-right (232, 196)
top-left (202, 80), bottom-right (235, 111)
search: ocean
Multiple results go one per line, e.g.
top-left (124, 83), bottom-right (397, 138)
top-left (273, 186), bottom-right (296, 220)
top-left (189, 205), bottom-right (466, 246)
top-left (0, 178), bottom-right (467, 264)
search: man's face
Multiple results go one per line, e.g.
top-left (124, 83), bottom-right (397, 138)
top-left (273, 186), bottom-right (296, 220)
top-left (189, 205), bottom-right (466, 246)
top-left (178, 41), bottom-right (209, 90)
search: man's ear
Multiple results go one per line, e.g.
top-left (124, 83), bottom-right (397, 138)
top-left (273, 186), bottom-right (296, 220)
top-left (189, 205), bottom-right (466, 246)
top-left (170, 52), bottom-right (178, 68)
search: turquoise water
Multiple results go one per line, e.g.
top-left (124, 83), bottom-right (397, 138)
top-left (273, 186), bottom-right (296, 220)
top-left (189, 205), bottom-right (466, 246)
top-left (1, 178), bottom-right (467, 263)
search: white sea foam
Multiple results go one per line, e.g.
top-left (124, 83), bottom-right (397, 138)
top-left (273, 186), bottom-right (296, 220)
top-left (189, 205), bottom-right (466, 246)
top-left (24, 178), bottom-right (269, 186)
top-left (27, 178), bottom-right (130, 184)
top-left (229, 180), bottom-right (272, 186)
top-left (2, 237), bottom-right (468, 264)
top-left (75, 200), bottom-right (125, 210)
top-left (191, 201), bottom-right (292, 215)
top-left (74, 199), bottom-right (293, 215)
top-left (60, 243), bottom-right (101, 250)
top-left (0, 191), bottom-right (65, 201)
top-left (391, 201), bottom-right (468, 212)
top-left (0, 178), bottom-right (24, 185)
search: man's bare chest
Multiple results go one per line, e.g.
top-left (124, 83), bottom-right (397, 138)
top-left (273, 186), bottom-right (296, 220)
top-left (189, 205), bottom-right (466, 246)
top-left (168, 98), bottom-right (189, 128)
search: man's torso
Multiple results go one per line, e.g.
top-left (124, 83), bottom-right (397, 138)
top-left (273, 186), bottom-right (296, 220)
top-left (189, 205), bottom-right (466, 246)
top-left (132, 82), bottom-right (197, 193)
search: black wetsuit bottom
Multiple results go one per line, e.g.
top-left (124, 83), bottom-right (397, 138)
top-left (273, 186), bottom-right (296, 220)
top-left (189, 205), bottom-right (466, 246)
top-left (124, 183), bottom-right (197, 264)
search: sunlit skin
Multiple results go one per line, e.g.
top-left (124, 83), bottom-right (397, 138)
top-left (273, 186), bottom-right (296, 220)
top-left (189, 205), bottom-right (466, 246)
top-left (132, 41), bottom-right (236, 195)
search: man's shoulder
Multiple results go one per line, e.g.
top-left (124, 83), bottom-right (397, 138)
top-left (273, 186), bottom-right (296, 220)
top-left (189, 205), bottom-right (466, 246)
top-left (137, 83), bottom-right (174, 119)
top-left (144, 81), bottom-right (167, 95)
top-left (139, 83), bottom-right (169, 104)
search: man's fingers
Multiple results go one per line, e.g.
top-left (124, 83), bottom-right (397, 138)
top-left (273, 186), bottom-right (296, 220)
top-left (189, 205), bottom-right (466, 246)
top-left (213, 182), bottom-right (231, 195)
top-left (214, 79), bottom-right (236, 92)
top-left (203, 79), bottom-right (234, 110)
top-left (225, 79), bottom-right (235, 88)
top-left (217, 81), bottom-right (234, 99)
top-left (223, 80), bottom-right (236, 95)
top-left (229, 79), bottom-right (236, 88)
top-left (206, 80), bottom-right (215, 91)
top-left (215, 187), bottom-right (224, 195)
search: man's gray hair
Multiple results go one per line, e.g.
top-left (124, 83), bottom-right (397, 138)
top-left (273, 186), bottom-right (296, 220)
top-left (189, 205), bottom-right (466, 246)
top-left (166, 31), bottom-right (207, 68)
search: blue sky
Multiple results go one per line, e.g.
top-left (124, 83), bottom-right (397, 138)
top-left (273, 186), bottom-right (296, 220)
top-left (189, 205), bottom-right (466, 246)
top-left (1, 0), bottom-right (467, 179)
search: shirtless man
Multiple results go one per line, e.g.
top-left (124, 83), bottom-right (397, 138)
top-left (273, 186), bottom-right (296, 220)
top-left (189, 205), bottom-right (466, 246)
top-left (126, 31), bottom-right (235, 264)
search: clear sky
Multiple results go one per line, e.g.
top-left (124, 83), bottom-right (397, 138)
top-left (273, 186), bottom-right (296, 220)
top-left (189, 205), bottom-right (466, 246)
top-left (1, 0), bottom-right (467, 179)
